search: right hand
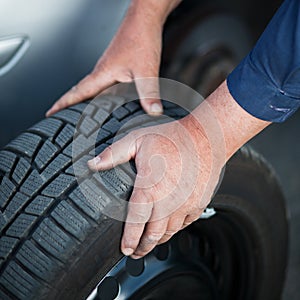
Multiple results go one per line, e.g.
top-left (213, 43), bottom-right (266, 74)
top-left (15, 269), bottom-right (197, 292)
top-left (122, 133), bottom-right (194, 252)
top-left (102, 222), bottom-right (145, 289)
top-left (46, 4), bottom-right (164, 117)
top-left (88, 115), bottom-right (223, 258)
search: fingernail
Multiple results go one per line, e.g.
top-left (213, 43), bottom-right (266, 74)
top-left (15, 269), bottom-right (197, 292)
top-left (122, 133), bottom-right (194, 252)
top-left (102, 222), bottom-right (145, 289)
top-left (131, 254), bottom-right (142, 260)
top-left (45, 109), bottom-right (52, 117)
top-left (122, 248), bottom-right (134, 256)
top-left (150, 103), bottom-right (163, 115)
top-left (88, 156), bottom-right (101, 169)
top-left (46, 104), bottom-right (58, 117)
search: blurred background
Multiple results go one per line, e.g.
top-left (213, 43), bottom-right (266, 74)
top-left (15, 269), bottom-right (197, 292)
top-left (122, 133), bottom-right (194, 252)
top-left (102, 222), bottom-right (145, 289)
top-left (0, 0), bottom-right (298, 298)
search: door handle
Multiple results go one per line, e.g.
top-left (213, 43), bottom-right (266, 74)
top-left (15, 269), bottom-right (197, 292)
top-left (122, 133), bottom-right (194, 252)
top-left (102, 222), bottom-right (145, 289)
top-left (0, 35), bottom-right (30, 76)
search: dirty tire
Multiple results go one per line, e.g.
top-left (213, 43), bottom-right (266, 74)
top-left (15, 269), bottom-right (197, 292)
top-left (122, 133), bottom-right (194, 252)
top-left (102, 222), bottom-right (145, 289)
top-left (0, 96), bottom-right (288, 300)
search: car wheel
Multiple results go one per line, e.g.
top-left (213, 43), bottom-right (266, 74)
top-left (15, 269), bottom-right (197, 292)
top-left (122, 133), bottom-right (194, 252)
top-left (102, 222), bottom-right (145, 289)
top-left (0, 95), bottom-right (288, 300)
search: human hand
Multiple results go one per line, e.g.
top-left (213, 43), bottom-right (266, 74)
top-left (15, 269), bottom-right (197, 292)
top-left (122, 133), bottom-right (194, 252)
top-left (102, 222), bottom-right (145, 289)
top-left (87, 115), bottom-right (225, 259)
top-left (86, 79), bottom-right (271, 259)
top-left (46, 0), bottom-right (172, 117)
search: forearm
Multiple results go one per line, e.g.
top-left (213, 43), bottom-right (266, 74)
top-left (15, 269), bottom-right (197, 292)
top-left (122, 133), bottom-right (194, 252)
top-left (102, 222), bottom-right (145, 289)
top-left (185, 0), bottom-right (300, 161)
top-left (127, 0), bottom-right (182, 26)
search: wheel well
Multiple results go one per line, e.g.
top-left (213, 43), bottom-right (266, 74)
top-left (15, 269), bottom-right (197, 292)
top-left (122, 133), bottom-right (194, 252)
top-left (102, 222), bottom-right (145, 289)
top-left (162, 0), bottom-right (283, 70)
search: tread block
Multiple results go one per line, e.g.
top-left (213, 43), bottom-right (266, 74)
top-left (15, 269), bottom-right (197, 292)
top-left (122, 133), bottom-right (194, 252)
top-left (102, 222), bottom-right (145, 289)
top-left (42, 174), bottom-right (76, 198)
top-left (102, 118), bottom-right (121, 134)
top-left (92, 143), bottom-right (110, 157)
top-left (35, 140), bottom-right (59, 170)
top-left (41, 154), bottom-right (71, 181)
top-left (93, 108), bottom-right (110, 125)
top-left (62, 143), bottom-right (73, 157)
top-left (97, 168), bottom-right (133, 199)
top-left (0, 151), bottom-right (17, 175)
top-left (119, 113), bottom-right (152, 132)
top-left (55, 124), bottom-right (76, 148)
top-left (25, 196), bottom-right (54, 216)
top-left (65, 154), bottom-right (93, 178)
top-left (0, 289), bottom-right (11, 300)
top-left (6, 214), bottom-right (37, 238)
top-left (0, 212), bottom-right (6, 229)
top-left (20, 170), bottom-right (46, 197)
top-left (132, 110), bottom-right (145, 117)
top-left (32, 218), bottom-right (76, 260)
top-left (51, 201), bottom-right (90, 241)
top-left (78, 116), bottom-right (98, 136)
top-left (12, 158), bottom-right (31, 185)
top-left (70, 102), bottom-right (95, 116)
top-left (0, 177), bottom-right (16, 208)
top-left (95, 129), bottom-right (111, 146)
top-left (112, 106), bottom-right (130, 120)
top-left (29, 118), bottom-right (63, 138)
top-left (93, 95), bottom-right (122, 110)
top-left (17, 240), bottom-right (61, 282)
top-left (4, 192), bottom-right (29, 222)
top-left (125, 101), bottom-right (140, 113)
top-left (166, 107), bottom-right (188, 117)
top-left (63, 134), bottom-right (93, 160)
top-left (0, 261), bottom-right (40, 299)
top-left (53, 109), bottom-right (81, 126)
top-left (0, 236), bottom-right (18, 259)
top-left (69, 181), bottom-right (111, 222)
top-left (162, 100), bottom-right (177, 109)
top-left (5, 133), bottom-right (42, 158)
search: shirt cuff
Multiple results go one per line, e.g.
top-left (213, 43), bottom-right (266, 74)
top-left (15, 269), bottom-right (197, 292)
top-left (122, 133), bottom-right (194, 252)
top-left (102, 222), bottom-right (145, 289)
top-left (227, 53), bottom-right (300, 123)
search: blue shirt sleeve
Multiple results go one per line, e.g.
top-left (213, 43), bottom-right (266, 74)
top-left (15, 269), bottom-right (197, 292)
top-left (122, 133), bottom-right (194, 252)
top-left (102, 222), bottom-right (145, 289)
top-left (227, 0), bottom-right (300, 123)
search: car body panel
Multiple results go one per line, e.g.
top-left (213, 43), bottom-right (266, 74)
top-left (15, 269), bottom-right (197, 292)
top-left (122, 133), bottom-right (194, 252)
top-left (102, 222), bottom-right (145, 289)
top-left (0, 0), bottom-right (130, 147)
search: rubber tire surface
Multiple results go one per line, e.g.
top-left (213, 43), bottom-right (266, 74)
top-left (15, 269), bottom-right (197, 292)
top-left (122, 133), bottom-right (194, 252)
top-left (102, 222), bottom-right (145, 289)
top-left (0, 96), bottom-right (288, 299)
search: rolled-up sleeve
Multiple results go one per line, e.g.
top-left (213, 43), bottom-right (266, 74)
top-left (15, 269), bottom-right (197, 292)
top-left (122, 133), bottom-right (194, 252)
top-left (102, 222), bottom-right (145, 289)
top-left (227, 0), bottom-right (300, 123)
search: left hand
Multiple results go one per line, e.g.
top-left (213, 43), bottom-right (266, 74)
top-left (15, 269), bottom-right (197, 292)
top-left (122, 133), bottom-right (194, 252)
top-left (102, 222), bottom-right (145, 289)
top-left (88, 115), bottom-right (224, 259)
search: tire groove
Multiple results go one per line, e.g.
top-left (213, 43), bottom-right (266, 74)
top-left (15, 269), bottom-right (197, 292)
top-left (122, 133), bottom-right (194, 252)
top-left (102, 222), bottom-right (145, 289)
top-left (0, 98), bottom-right (189, 299)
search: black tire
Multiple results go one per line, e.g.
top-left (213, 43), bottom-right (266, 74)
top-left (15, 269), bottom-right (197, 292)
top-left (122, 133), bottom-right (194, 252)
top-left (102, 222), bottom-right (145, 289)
top-left (0, 96), bottom-right (288, 300)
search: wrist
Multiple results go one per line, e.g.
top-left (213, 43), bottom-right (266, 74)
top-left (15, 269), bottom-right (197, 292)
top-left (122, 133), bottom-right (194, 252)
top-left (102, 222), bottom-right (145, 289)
top-left (128, 0), bottom-right (181, 26)
top-left (179, 114), bottom-right (217, 166)
top-left (192, 81), bottom-right (271, 161)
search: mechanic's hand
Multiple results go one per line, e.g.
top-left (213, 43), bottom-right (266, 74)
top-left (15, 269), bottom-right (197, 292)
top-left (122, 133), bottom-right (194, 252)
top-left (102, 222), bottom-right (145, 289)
top-left (46, 2), bottom-right (165, 117)
top-left (87, 115), bottom-right (224, 259)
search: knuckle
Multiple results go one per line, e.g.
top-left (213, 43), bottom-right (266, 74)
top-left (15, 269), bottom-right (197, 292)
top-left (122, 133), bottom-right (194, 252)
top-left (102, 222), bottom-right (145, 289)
top-left (86, 72), bottom-right (97, 81)
top-left (144, 232), bottom-right (162, 244)
top-left (140, 188), bottom-right (156, 202)
top-left (101, 145), bottom-right (114, 159)
top-left (164, 230), bottom-right (177, 237)
top-left (143, 235), bottom-right (161, 245)
top-left (158, 235), bottom-right (172, 245)
top-left (94, 61), bottom-right (108, 73)
top-left (127, 201), bottom-right (152, 223)
top-left (71, 85), bottom-right (78, 93)
top-left (105, 145), bottom-right (113, 154)
top-left (130, 210), bottom-right (150, 223)
top-left (182, 221), bottom-right (192, 227)
top-left (117, 71), bottom-right (133, 83)
top-left (99, 145), bottom-right (112, 161)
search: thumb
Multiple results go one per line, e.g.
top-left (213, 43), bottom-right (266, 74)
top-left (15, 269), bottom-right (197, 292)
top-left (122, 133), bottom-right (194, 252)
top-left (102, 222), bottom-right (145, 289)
top-left (88, 132), bottom-right (137, 171)
top-left (134, 77), bottom-right (163, 116)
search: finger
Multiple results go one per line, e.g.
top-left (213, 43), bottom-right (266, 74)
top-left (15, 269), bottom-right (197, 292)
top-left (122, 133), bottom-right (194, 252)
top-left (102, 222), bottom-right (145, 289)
top-left (134, 77), bottom-right (163, 116)
top-left (121, 222), bottom-right (146, 257)
top-left (131, 218), bottom-right (169, 258)
top-left (46, 72), bottom-right (116, 116)
top-left (157, 214), bottom-right (186, 245)
top-left (121, 189), bottom-right (154, 257)
top-left (87, 132), bottom-right (136, 171)
top-left (181, 213), bottom-right (202, 230)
